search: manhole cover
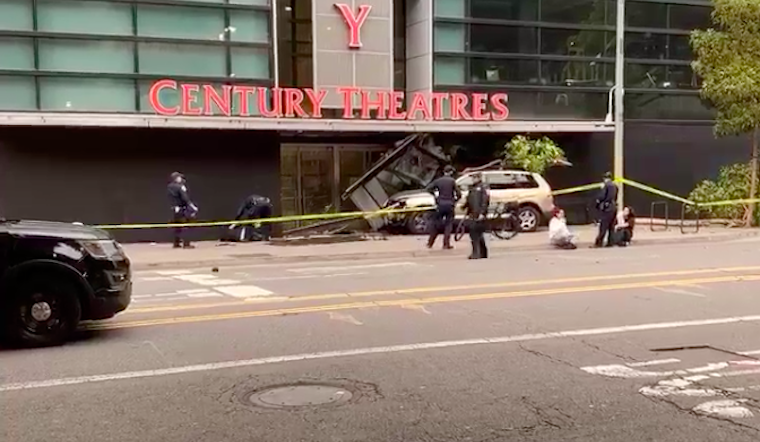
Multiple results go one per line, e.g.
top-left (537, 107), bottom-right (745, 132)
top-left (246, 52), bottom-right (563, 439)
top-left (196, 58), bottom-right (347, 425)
top-left (247, 384), bottom-right (353, 409)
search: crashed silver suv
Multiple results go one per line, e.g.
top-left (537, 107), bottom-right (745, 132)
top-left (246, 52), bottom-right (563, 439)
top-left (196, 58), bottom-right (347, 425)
top-left (385, 170), bottom-right (555, 234)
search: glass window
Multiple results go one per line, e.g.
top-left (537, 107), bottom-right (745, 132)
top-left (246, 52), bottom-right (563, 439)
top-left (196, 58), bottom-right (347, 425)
top-left (39, 78), bottom-right (136, 112)
top-left (139, 43), bottom-right (227, 77)
top-left (37, 0), bottom-right (132, 36)
top-left (434, 57), bottom-right (465, 85)
top-left (231, 47), bottom-right (270, 79)
top-left (488, 173), bottom-right (538, 189)
top-left (669, 35), bottom-right (693, 60)
top-left (435, 0), bottom-right (465, 18)
top-left (626, 1), bottom-right (667, 28)
top-left (540, 0), bottom-right (613, 25)
top-left (626, 63), bottom-right (699, 90)
top-left (229, 10), bottom-right (270, 43)
top-left (0, 0), bottom-right (33, 31)
top-left (470, 0), bottom-right (537, 21)
top-left (469, 58), bottom-right (538, 85)
top-left (625, 93), bottom-right (713, 120)
top-left (541, 60), bottom-right (614, 87)
top-left (38, 39), bottom-right (134, 74)
top-left (470, 25), bottom-right (537, 54)
top-left (626, 32), bottom-right (667, 60)
top-left (0, 76), bottom-right (36, 110)
top-left (230, 0), bottom-right (270, 5)
top-left (669, 4), bottom-right (712, 31)
top-left (434, 23), bottom-right (466, 52)
top-left (137, 5), bottom-right (225, 41)
top-left (0, 38), bottom-right (34, 70)
top-left (501, 91), bottom-right (607, 120)
top-left (542, 29), bottom-right (614, 57)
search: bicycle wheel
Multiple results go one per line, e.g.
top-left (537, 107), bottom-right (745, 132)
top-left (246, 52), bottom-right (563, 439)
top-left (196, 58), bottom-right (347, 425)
top-left (454, 218), bottom-right (466, 242)
top-left (491, 213), bottom-right (519, 240)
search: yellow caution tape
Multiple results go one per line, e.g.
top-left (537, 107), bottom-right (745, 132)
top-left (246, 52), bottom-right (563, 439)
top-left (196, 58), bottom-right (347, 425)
top-left (551, 183), bottom-right (602, 196)
top-left (619, 178), bottom-right (695, 206)
top-left (95, 206), bottom-right (433, 230)
top-left (92, 177), bottom-right (760, 230)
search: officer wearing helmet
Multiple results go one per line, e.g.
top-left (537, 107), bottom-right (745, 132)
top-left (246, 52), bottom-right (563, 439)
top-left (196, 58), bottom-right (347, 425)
top-left (167, 172), bottom-right (198, 248)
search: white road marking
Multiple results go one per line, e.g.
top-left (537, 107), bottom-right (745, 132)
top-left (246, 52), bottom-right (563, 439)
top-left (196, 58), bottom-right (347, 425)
top-left (135, 277), bottom-right (175, 282)
top-left (131, 295), bottom-right (155, 300)
top-left (214, 285), bottom-right (274, 298)
top-left (177, 289), bottom-right (211, 294)
top-left (247, 272), bottom-right (368, 282)
top-left (400, 304), bottom-right (433, 315)
top-left (694, 400), bottom-right (754, 418)
top-left (288, 262), bottom-right (418, 274)
top-left (155, 270), bottom-right (194, 276)
top-left (739, 350), bottom-right (760, 356)
top-left (174, 275), bottom-right (241, 286)
top-left (5, 314), bottom-right (760, 392)
top-left (186, 292), bottom-right (224, 298)
top-left (627, 358), bottom-right (681, 367)
top-left (327, 312), bottom-right (363, 326)
top-left (653, 287), bottom-right (707, 298)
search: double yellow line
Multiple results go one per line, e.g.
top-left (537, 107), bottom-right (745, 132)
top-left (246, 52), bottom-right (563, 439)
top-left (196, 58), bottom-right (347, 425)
top-left (92, 266), bottom-right (760, 331)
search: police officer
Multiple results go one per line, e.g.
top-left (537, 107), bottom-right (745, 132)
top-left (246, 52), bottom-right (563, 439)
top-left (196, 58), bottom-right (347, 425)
top-left (425, 165), bottom-right (461, 249)
top-left (594, 171), bottom-right (618, 247)
top-left (167, 172), bottom-right (198, 249)
top-left (464, 172), bottom-right (490, 259)
top-left (231, 194), bottom-right (273, 241)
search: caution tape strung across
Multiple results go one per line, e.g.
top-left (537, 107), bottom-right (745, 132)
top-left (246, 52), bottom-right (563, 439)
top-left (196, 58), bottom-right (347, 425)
top-left (92, 177), bottom-right (760, 230)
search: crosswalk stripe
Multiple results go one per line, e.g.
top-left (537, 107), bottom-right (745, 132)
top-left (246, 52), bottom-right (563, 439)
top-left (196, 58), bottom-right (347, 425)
top-left (214, 285), bottom-right (274, 298)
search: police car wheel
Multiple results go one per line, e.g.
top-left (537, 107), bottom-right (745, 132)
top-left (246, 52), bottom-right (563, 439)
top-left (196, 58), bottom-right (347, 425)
top-left (5, 278), bottom-right (82, 347)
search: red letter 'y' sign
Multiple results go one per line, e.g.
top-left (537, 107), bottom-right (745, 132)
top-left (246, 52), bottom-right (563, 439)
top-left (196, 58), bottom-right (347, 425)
top-left (334, 3), bottom-right (372, 49)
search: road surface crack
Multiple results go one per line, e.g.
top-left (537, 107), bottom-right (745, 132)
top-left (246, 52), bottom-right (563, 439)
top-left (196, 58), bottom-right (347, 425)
top-left (518, 344), bottom-right (576, 369)
top-left (642, 393), bottom-right (760, 436)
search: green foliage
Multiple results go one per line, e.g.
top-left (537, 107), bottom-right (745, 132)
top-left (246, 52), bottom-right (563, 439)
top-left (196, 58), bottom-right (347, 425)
top-left (688, 163), bottom-right (759, 220)
top-left (503, 135), bottom-right (567, 175)
top-left (691, 0), bottom-right (760, 137)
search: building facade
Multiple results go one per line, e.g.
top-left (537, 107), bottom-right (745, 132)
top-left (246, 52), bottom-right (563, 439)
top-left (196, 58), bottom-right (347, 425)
top-left (0, 0), bottom-right (746, 241)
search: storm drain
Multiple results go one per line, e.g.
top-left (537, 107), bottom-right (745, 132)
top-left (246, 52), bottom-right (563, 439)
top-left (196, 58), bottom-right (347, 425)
top-left (245, 384), bottom-right (354, 409)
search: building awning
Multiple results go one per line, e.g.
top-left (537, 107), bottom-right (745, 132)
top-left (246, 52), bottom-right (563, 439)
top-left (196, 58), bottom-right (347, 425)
top-left (0, 112), bottom-right (614, 133)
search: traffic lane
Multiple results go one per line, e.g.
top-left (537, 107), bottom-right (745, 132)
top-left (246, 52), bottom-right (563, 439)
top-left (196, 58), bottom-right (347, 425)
top-left (131, 240), bottom-right (760, 300)
top-left (2, 277), bottom-right (760, 386)
top-left (2, 327), bottom-right (758, 442)
top-left (119, 265), bottom-right (760, 318)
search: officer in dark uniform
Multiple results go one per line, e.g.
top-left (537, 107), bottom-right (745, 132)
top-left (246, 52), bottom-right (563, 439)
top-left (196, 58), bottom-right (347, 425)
top-left (594, 172), bottom-right (618, 247)
top-left (464, 172), bottom-right (490, 259)
top-left (425, 165), bottom-right (461, 249)
top-left (230, 194), bottom-right (273, 241)
top-left (167, 172), bottom-right (198, 249)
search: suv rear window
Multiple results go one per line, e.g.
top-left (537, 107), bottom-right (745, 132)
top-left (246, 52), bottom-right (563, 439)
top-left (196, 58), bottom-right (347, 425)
top-left (487, 173), bottom-right (539, 189)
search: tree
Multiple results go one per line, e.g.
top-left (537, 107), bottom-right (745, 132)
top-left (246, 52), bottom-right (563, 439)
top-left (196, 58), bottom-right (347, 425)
top-left (691, 0), bottom-right (760, 225)
top-left (503, 135), bottom-right (568, 175)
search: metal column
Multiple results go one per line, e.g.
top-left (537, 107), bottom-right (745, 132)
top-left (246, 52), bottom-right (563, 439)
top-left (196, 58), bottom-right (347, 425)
top-left (614, 0), bottom-right (626, 207)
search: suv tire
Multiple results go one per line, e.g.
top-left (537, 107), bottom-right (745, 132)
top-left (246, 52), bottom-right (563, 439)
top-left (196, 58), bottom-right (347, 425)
top-left (517, 206), bottom-right (541, 232)
top-left (4, 277), bottom-right (82, 347)
top-left (407, 212), bottom-right (430, 235)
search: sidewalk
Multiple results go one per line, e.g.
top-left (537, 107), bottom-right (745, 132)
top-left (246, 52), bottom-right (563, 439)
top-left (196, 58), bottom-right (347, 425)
top-left (123, 224), bottom-right (760, 271)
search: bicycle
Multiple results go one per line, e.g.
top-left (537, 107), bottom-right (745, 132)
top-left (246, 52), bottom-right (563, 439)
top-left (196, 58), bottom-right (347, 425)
top-left (454, 202), bottom-right (520, 242)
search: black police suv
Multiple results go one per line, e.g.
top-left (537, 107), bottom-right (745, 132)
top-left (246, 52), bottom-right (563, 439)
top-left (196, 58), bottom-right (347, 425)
top-left (0, 220), bottom-right (131, 347)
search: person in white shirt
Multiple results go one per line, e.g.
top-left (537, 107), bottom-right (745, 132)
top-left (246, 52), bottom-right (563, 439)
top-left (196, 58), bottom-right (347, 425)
top-left (614, 206), bottom-right (635, 246)
top-left (549, 208), bottom-right (576, 250)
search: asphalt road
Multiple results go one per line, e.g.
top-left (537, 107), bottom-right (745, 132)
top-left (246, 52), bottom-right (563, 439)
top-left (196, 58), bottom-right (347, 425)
top-left (3, 238), bottom-right (760, 441)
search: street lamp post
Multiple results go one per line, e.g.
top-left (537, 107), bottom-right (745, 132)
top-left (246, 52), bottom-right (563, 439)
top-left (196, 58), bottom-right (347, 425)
top-left (614, 0), bottom-right (625, 207)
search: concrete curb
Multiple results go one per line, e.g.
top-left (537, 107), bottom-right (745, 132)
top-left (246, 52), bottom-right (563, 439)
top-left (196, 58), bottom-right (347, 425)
top-left (129, 229), bottom-right (760, 271)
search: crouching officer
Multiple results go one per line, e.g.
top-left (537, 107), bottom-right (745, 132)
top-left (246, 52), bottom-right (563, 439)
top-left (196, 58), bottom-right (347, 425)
top-left (167, 172), bottom-right (198, 249)
top-left (425, 165), bottom-right (461, 250)
top-left (464, 172), bottom-right (490, 259)
top-left (230, 194), bottom-right (273, 241)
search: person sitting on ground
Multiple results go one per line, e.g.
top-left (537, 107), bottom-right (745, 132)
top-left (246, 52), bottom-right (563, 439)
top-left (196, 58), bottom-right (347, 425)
top-left (614, 206), bottom-right (636, 247)
top-left (549, 208), bottom-right (577, 250)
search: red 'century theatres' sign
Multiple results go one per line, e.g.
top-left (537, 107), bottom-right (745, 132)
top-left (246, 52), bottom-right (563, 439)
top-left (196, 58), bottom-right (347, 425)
top-left (148, 80), bottom-right (509, 121)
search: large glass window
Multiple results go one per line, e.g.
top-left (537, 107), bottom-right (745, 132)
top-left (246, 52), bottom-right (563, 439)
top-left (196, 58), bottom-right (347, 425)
top-left (626, 1), bottom-right (667, 28)
top-left (37, 0), bottom-right (132, 36)
top-left (0, 0), bottom-right (33, 31)
top-left (471, 0), bottom-right (538, 21)
top-left (541, 60), bottom-right (614, 87)
top-left (470, 58), bottom-right (539, 85)
top-left (471, 24), bottom-right (537, 54)
top-left (669, 4), bottom-right (712, 31)
top-left (542, 29), bottom-right (614, 57)
top-left (0, 0), bottom-right (273, 113)
top-left (541, 0), bottom-right (613, 25)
